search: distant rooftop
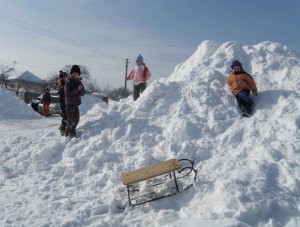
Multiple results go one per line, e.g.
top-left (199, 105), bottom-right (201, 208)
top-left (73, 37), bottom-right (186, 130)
top-left (8, 70), bottom-right (44, 84)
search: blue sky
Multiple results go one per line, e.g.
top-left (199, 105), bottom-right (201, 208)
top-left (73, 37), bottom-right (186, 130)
top-left (0, 0), bottom-right (299, 87)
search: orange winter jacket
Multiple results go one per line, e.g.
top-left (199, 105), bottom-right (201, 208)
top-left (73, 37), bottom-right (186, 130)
top-left (227, 72), bottom-right (258, 95)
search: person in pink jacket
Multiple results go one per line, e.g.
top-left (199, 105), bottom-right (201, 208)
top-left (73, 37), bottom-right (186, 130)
top-left (127, 54), bottom-right (151, 101)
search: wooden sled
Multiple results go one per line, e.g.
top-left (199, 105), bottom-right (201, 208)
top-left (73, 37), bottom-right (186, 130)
top-left (120, 159), bottom-right (197, 207)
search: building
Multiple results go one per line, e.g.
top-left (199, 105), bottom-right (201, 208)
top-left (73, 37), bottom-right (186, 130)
top-left (1, 71), bottom-right (46, 103)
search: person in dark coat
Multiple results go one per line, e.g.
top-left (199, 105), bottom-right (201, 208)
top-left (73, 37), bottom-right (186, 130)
top-left (64, 65), bottom-right (85, 138)
top-left (42, 87), bottom-right (51, 117)
top-left (58, 71), bottom-right (68, 135)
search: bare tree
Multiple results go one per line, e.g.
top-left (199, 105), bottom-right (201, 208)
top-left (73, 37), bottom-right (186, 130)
top-left (85, 78), bottom-right (101, 93)
top-left (45, 64), bottom-right (93, 91)
top-left (0, 61), bottom-right (15, 88)
top-left (44, 71), bottom-right (59, 90)
top-left (61, 65), bottom-right (91, 81)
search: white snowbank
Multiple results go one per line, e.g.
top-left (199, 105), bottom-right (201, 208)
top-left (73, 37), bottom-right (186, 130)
top-left (80, 94), bottom-right (105, 115)
top-left (0, 41), bottom-right (299, 226)
top-left (0, 88), bottom-right (41, 120)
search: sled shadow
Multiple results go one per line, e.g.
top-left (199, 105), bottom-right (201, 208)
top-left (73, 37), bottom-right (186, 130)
top-left (254, 89), bottom-right (299, 110)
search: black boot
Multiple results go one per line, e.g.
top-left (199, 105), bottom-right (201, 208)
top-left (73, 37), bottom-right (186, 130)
top-left (65, 126), bottom-right (69, 137)
top-left (240, 105), bottom-right (249, 117)
top-left (59, 125), bottom-right (66, 136)
top-left (60, 130), bottom-right (65, 136)
top-left (68, 133), bottom-right (75, 138)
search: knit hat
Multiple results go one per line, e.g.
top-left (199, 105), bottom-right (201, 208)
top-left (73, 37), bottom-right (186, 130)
top-left (70, 65), bottom-right (81, 75)
top-left (59, 71), bottom-right (68, 78)
top-left (231, 60), bottom-right (243, 69)
top-left (136, 54), bottom-right (144, 63)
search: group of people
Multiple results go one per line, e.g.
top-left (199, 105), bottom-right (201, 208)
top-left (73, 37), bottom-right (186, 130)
top-left (125, 56), bottom-right (258, 117)
top-left (57, 65), bottom-right (85, 138)
top-left (41, 55), bottom-right (257, 138)
top-left (126, 55), bottom-right (258, 117)
top-left (53, 55), bottom-right (151, 138)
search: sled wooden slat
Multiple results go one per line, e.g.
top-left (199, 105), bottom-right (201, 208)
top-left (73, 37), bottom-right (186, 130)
top-left (121, 159), bottom-right (181, 186)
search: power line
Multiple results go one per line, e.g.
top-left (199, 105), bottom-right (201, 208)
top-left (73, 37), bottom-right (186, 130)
top-left (0, 11), bottom-right (130, 82)
top-left (0, 11), bottom-right (120, 60)
top-left (0, 12), bottom-right (76, 45)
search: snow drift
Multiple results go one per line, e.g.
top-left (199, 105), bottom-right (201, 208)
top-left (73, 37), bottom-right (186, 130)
top-left (80, 94), bottom-right (105, 116)
top-left (0, 40), bottom-right (299, 226)
top-left (0, 88), bottom-right (41, 120)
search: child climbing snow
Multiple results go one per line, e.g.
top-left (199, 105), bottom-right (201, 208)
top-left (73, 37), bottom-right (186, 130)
top-left (64, 65), bottom-right (85, 138)
top-left (227, 60), bottom-right (258, 117)
top-left (127, 54), bottom-right (151, 101)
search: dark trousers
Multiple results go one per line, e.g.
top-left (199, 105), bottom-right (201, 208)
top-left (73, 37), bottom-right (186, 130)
top-left (66, 105), bottom-right (80, 136)
top-left (59, 103), bottom-right (67, 131)
top-left (235, 90), bottom-right (253, 114)
top-left (133, 83), bottom-right (147, 101)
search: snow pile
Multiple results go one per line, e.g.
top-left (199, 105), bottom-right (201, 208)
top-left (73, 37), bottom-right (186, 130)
top-left (0, 41), bottom-right (299, 226)
top-left (0, 88), bottom-right (41, 120)
top-left (80, 94), bottom-right (105, 115)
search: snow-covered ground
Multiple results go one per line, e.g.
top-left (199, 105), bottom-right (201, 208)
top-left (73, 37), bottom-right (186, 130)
top-left (80, 95), bottom-right (106, 116)
top-left (0, 40), bottom-right (299, 226)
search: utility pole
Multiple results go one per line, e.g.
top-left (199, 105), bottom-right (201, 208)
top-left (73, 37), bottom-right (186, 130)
top-left (13, 60), bottom-right (17, 69)
top-left (124, 58), bottom-right (130, 93)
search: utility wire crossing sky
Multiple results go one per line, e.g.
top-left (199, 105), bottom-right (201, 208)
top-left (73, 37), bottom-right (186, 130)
top-left (0, 0), bottom-right (299, 87)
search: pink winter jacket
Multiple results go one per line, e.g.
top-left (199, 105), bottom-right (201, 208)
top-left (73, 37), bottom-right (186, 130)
top-left (127, 64), bottom-right (151, 84)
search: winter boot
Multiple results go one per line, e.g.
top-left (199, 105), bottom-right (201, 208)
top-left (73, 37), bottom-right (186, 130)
top-left (60, 130), bottom-right (65, 136)
top-left (59, 125), bottom-right (66, 136)
top-left (68, 133), bottom-right (76, 139)
top-left (241, 105), bottom-right (252, 117)
top-left (65, 126), bottom-right (69, 137)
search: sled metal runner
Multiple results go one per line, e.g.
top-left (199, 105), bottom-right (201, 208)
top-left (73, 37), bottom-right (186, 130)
top-left (120, 159), bottom-right (197, 207)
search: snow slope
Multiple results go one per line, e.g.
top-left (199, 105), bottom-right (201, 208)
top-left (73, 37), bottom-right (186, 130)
top-left (0, 41), bottom-right (299, 226)
top-left (80, 94), bottom-right (105, 116)
top-left (0, 88), bottom-right (41, 120)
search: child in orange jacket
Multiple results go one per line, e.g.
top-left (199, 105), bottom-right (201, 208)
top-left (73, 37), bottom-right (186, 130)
top-left (227, 60), bottom-right (258, 117)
